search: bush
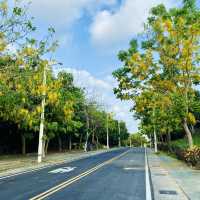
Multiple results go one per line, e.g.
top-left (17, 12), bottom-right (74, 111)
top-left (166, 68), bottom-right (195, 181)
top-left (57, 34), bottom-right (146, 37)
top-left (158, 142), bottom-right (186, 160)
top-left (158, 141), bottom-right (199, 167)
top-left (184, 146), bottom-right (200, 167)
top-left (158, 134), bottom-right (200, 167)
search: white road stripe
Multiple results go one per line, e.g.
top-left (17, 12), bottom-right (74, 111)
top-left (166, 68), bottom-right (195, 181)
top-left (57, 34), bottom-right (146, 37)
top-left (145, 148), bottom-right (152, 200)
top-left (29, 150), bottom-right (130, 200)
top-left (0, 149), bottom-right (119, 180)
top-left (49, 167), bottom-right (76, 174)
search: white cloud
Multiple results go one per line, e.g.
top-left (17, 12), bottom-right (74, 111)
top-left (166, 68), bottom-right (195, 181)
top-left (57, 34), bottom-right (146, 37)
top-left (55, 67), bottom-right (139, 133)
top-left (90, 0), bottom-right (176, 47)
top-left (30, 0), bottom-right (117, 28)
top-left (30, 0), bottom-right (118, 49)
top-left (58, 33), bottom-right (74, 48)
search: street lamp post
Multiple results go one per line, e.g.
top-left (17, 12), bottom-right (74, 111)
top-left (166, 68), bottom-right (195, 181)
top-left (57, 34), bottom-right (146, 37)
top-left (37, 63), bottom-right (46, 163)
top-left (154, 126), bottom-right (158, 153)
top-left (37, 61), bottom-right (62, 163)
top-left (129, 137), bottom-right (132, 148)
top-left (118, 121), bottom-right (121, 147)
top-left (106, 113), bottom-right (110, 149)
top-left (84, 105), bottom-right (89, 152)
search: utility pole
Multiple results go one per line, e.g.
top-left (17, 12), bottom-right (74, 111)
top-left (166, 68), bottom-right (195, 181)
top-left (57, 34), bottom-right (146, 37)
top-left (118, 121), bottom-right (121, 147)
top-left (37, 64), bottom-right (46, 163)
top-left (37, 61), bottom-right (62, 163)
top-left (84, 105), bottom-right (89, 152)
top-left (106, 113), bottom-right (109, 149)
top-left (129, 137), bottom-right (132, 148)
top-left (154, 127), bottom-right (158, 153)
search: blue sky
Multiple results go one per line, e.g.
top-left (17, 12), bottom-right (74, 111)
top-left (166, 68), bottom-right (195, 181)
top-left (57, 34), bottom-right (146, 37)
top-left (27, 0), bottom-right (183, 132)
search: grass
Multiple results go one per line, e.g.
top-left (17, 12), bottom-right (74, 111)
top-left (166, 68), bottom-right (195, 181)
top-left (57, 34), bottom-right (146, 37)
top-left (170, 134), bottom-right (200, 150)
top-left (159, 150), bottom-right (177, 158)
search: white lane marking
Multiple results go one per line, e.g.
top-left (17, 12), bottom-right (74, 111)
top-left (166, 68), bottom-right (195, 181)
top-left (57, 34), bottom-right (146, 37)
top-left (30, 150), bottom-right (130, 200)
top-left (49, 167), bottom-right (76, 174)
top-left (0, 150), bottom-right (118, 180)
top-left (124, 167), bottom-right (144, 170)
top-left (145, 148), bottom-right (152, 200)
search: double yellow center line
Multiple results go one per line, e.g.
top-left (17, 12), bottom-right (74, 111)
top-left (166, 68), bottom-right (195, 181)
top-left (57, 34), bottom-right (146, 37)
top-left (30, 150), bottom-right (130, 200)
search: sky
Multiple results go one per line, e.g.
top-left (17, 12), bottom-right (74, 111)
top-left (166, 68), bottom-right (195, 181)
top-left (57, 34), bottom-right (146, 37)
top-left (27, 0), bottom-right (181, 133)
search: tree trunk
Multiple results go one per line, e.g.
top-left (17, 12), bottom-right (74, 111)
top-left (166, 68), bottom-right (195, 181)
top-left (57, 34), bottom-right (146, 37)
top-left (167, 131), bottom-right (171, 143)
top-left (160, 135), bottom-right (164, 143)
top-left (154, 129), bottom-right (158, 153)
top-left (84, 133), bottom-right (88, 152)
top-left (58, 136), bottom-right (62, 152)
top-left (92, 132), bottom-right (94, 144)
top-left (96, 135), bottom-right (99, 150)
top-left (190, 125), bottom-right (195, 134)
top-left (42, 140), bottom-right (46, 158)
top-left (45, 139), bottom-right (49, 155)
top-left (21, 134), bottom-right (26, 155)
top-left (183, 118), bottom-right (193, 148)
top-left (69, 134), bottom-right (72, 151)
top-left (92, 129), bottom-right (95, 144)
top-left (167, 130), bottom-right (172, 152)
top-left (79, 133), bottom-right (83, 150)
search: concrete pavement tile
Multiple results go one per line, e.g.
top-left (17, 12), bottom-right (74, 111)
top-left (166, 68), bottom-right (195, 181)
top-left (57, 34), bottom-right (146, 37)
top-left (148, 153), bottom-right (189, 200)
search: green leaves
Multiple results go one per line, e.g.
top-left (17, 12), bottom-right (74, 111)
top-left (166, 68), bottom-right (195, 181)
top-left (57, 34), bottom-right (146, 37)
top-left (183, 0), bottom-right (196, 10)
top-left (25, 20), bottom-right (36, 32)
top-left (151, 4), bottom-right (167, 17)
top-left (13, 7), bottom-right (22, 16)
top-left (0, 0), bottom-right (130, 154)
top-left (0, 0), bottom-right (8, 16)
top-left (113, 0), bottom-right (200, 147)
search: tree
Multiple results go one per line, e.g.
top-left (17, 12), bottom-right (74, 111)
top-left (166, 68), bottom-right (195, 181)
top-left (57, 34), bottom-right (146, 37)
top-left (113, 0), bottom-right (200, 148)
top-left (0, 1), bottom-right (58, 155)
top-left (0, 0), bottom-right (130, 156)
top-left (129, 133), bottom-right (147, 147)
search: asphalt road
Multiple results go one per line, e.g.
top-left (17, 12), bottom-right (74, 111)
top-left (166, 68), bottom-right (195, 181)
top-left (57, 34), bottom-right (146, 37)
top-left (0, 148), bottom-right (146, 200)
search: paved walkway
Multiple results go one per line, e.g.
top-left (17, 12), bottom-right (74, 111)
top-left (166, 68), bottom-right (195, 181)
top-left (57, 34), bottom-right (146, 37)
top-left (159, 153), bottom-right (200, 200)
top-left (148, 151), bottom-right (187, 200)
top-left (0, 148), bottom-right (117, 178)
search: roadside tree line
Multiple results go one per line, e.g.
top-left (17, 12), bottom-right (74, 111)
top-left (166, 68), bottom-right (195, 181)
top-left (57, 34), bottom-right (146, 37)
top-left (0, 1), bottom-right (129, 156)
top-left (113, 0), bottom-right (200, 153)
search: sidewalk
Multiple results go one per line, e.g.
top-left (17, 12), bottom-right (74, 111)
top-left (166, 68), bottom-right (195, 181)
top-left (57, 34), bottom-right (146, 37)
top-left (147, 151), bottom-right (186, 200)
top-left (0, 148), bottom-right (117, 178)
top-left (158, 153), bottom-right (200, 200)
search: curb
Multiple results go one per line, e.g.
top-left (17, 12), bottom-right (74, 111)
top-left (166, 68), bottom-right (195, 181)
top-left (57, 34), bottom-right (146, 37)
top-left (145, 148), bottom-right (154, 200)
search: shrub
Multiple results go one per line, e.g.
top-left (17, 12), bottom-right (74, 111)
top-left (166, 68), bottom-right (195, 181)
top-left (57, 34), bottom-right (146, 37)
top-left (184, 146), bottom-right (200, 167)
top-left (157, 135), bottom-right (200, 167)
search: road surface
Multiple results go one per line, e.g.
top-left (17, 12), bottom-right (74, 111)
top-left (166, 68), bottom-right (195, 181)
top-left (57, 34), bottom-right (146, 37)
top-left (0, 148), bottom-right (147, 200)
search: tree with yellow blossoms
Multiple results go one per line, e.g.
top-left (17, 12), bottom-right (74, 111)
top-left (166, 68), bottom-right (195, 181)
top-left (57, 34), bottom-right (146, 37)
top-left (113, 0), bottom-right (200, 148)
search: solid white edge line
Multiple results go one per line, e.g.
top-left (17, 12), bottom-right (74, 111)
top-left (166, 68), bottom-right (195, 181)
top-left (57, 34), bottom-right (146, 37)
top-left (145, 148), bottom-right (152, 200)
